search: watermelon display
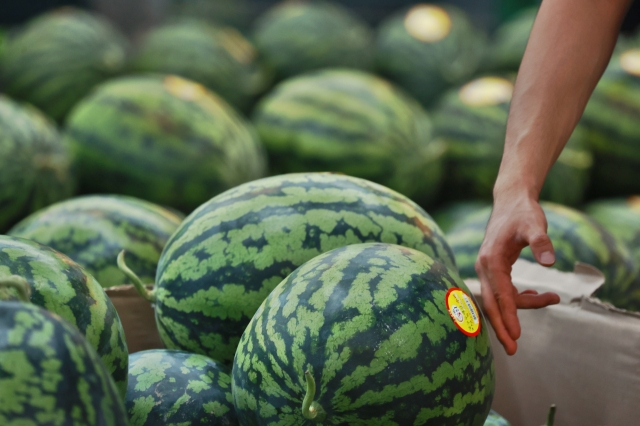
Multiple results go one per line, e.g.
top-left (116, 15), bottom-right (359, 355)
top-left (0, 7), bottom-right (129, 121)
top-left (0, 299), bottom-right (129, 425)
top-left (134, 20), bottom-right (269, 111)
top-left (446, 202), bottom-right (640, 311)
top-left (484, 7), bottom-right (537, 72)
top-left (9, 195), bottom-right (183, 288)
top-left (233, 243), bottom-right (494, 425)
top-left (146, 173), bottom-right (455, 364)
top-left (375, 3), bottom-right (487, 107)
top-left (433, 76), bottom-right (593, 206)
top-left (432, 201), bottom-right (491, 233)
top-left (582, 48), bottom-right (640, 197)
top-left (484, 410), bottom-right (511, 426)
top-left (252, 1), bottom-right (374, 80)
top-left (0, 95), bottom-right (74, 233)
top-left (0, 235), bottom-right (129, 396)
top-left (64, 74), bottom-right (267, 214)
top-left (585, 197), bottom-right (640, 263)
top-left (126, 349), bottom-right (236, 426)
top-left (253, 69), bottom-right (445, 205)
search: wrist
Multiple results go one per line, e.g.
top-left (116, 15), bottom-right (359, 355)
top-left (492, 174), bottom-right (540, 204)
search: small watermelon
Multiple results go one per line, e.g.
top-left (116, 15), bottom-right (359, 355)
top-left (126, 349), bottom-right (236, 426)
top-left (484, 7), bottom-right (537, 72)
top-left (9, 195), bottom-right (183, 288)
top-left (141, 173), bottom-right (455, 364)
top-left (233, 243), bottom-right (494, 425)
top-left (375, 3), bottom-right (488, 107)
top-left (134, 20), bottom-right (269, 111)
top-left (431, 201), bottom-right (491, 234)
top-left (585, 197), bottom-right (640, 263)
top-left (0, 95), bottom-right (74, 232)
top-left (433, 75), bottom-right (593, 206)
top-left (0, 297), bottom-right (129, 425)
top-left (0, 7), bottom-right (129, 121)
top-left (484, 410), bottom-right (512, 426)
top-left (253, 69), bottom-right (445, 205)
top-left (446, 202), bottom-right (640, 311)
top-left (0, 235), bottom-right (129, 396)
top-left (252, 1), bottom-right (374, 80)
top-left (64, 74), bottom-right (267, 214)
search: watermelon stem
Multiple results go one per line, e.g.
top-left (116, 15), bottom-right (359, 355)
top-left (0, 275), bottom-right (32, 303)
top-left (546, 404), bottom-right (556, 426)
top-left (117, 250), bottom-right (156, 303)
top-left (302, 370), bottom-right (325, 421)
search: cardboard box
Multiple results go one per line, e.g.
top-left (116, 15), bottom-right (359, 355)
top-left (466, 260), bottom-right (640, 426)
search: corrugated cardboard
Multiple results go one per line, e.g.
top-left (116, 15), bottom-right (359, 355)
top-left (466, 260), bottom-right (640, 426)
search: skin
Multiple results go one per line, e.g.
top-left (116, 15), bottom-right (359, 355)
top-left (477, 0), bottom-right (634, 355)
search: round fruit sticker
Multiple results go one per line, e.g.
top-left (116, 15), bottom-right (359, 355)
top-left (445, 288), bottom-right (481, 337)
top-left (620, 49), bottom-right (640, 77)
top-left (404, 5), bottom-right (452, 43)
top-left (459, 77), bottom-right (514, 107)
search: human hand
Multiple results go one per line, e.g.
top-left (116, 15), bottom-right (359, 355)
top-left (475, 194), bottom-right (561, 355)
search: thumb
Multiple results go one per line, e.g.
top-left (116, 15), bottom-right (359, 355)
top-left (528, 231), bottom-right (555, 267)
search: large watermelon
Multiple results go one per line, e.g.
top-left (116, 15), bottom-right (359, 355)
top-left (134, 20), bottom-right (269, 111)
top-left (252, 1), bottom-right (374, 80)
top-left (0, 7), bottom-right (129, 122)
top-left (0, 298), bottom-right (129, 425)
top-left (9, 195), bottom-right (183, 288)
top-left (126, 349), bottom-right (236, 426)
top-left (431, 201), bottom-right (491, 234)
top-left (233, 243), bottom-right (494, 425)
top-left (585, 197), bottom-right (640, 263)
top-left (143, 173), bottom-right (455, 364)
top-left (582, 48), bottom-right (640, 197)
top-left (375, 3), bottom-right (487, 107)
top-left (433, 75), bottom-right (593, 206)
top-left (483, 7), bottom-right (537, 72)
top-left (0, 95), bottom-right (74, 232)
top-left (0, 235), bottom-right (129, 396)
top-left (64, 74), bottom-right (267, 214)
top-left (253, 69), bottom-right (445, 205)
top-left (446, 202), bottom-right (640, 311)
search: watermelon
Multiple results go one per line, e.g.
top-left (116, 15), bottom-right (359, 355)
top-left (0, 7), bottom-right (129, 122)
top-left (8, 195), bottom-right (183, 288)
top-left (253, 69), bottom-right (445, 205)
top-left (582, 48), bottom-right (640, 197)
top-left (0, 235), bottom-right (129, 396)
top-left (0, 298), bottom-right (129, 425)
top-left (585, 197), bottom-right (640, 264)
top-left (375, 3), bottom-right (488, 107)
top-left (432, 201), bottom-right (491, 234)
top-left (140, 173), bottom-right (455, 364)
top-left (252, 1), bottom-right (374, 80)
top-left (126, 349), bottom-right (236, 426)
top-left (134, 20), bottom-right (269, 111)
top-left (433, 75), bottom-right (593, 206)
top-left (446, 202), bottom-right (640, 311)
top-left (484, 7), bottom-right (537, 72)
top-left (64, 74), bottom-right (267, 214)
top-left (0, 95), bottom-right (74, 233)
top-left (484, 410), bottom-right (511, 426)
top-left (232, 243), bottom-right (494, 425)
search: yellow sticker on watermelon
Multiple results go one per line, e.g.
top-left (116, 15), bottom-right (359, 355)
top-left (446, 288), bottom-right (481, 337)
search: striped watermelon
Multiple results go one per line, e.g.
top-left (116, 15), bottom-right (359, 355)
top-left (446, 202), bottom-right (640, 311)
top-left (582, 48), bottom-right (640, 197)
top-left (253, 69), bottom-right (445, 205)
top-left (134, 20), bottom-right (269, 111)
top-left (8, 195), bottom-right (183, 288)
top-left (375, 3), bottom-right (488, 107)
top-left (484, 7), bottom-right (537, 72)
top-left (0, 7), bottom-right (129, 122)
top-left (0, 299), bottom-right (129, 425)
top-left (252, 1), bottom-right (374, 80)
top-left (484, 410), bottom-right (511, 426)
top-left (64, 74), bottom-right (267, 214)
top-left (432, 201), bottom-right (491, 234)
top-left (233, 243), bottom-right (495, 425)
top-left (126, 349), bottom-right (236, 426)
top-left (585, 197), bottom-right (640, 263)
top-left (147, 173), bottom-right (455, 364)
top-left (433, 76), bottom-right (593, 206)
top-left (0, 235), bottom-right (129, 396)
top-left (0, 95), bottom-right (74, 232)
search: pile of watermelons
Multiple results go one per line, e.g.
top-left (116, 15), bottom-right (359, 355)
top-left (0, 0), bottom-right (637, 424)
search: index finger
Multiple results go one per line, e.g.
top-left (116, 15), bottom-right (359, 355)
top-left (477, 265), bottom-right (518, 356)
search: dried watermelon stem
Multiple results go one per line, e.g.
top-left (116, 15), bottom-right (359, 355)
top-left (117, 250), bottom-right (156, 303)
top-left (302, 370), bottom-right (326, 421)
top-left (546, 404), bottom-right (556, 426)
top-left (0, 275), bottom-right (32, 302)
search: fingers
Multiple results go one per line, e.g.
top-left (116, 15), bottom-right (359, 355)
top-left (528, 231), bottom-right (556, 266)
top-left (515, 291), bottom-right (561, 309)
top-left (479, 275), bottom-right (518, 356)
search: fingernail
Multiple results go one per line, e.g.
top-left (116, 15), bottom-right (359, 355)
top-left (540, 251), bottom-right (555, 264)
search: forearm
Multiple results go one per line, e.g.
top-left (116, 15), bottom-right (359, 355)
top-left (495, 0), bottom-right (632, 200)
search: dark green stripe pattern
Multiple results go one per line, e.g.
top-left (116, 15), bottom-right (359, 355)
top-left (586, 198), bottom-right (640, 264)
top-left (0, 7), bottom-right (129, 121)
top-left (0, 236), bottom-right (129, 396)
top-left (432, 201), bottom-right (491, 234)
top-left (0, 95), bottom-right (74, 233)
top-left (0, 301), bottom-right (129, 425)
top-left (233, 243), bottom-right (494, 425)
top-left (9, 195), bottom-right (183, 288)
top-left (126, 349), bottom-right (237, 426)
top-left (156, 173), bottom-right (456, 364)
